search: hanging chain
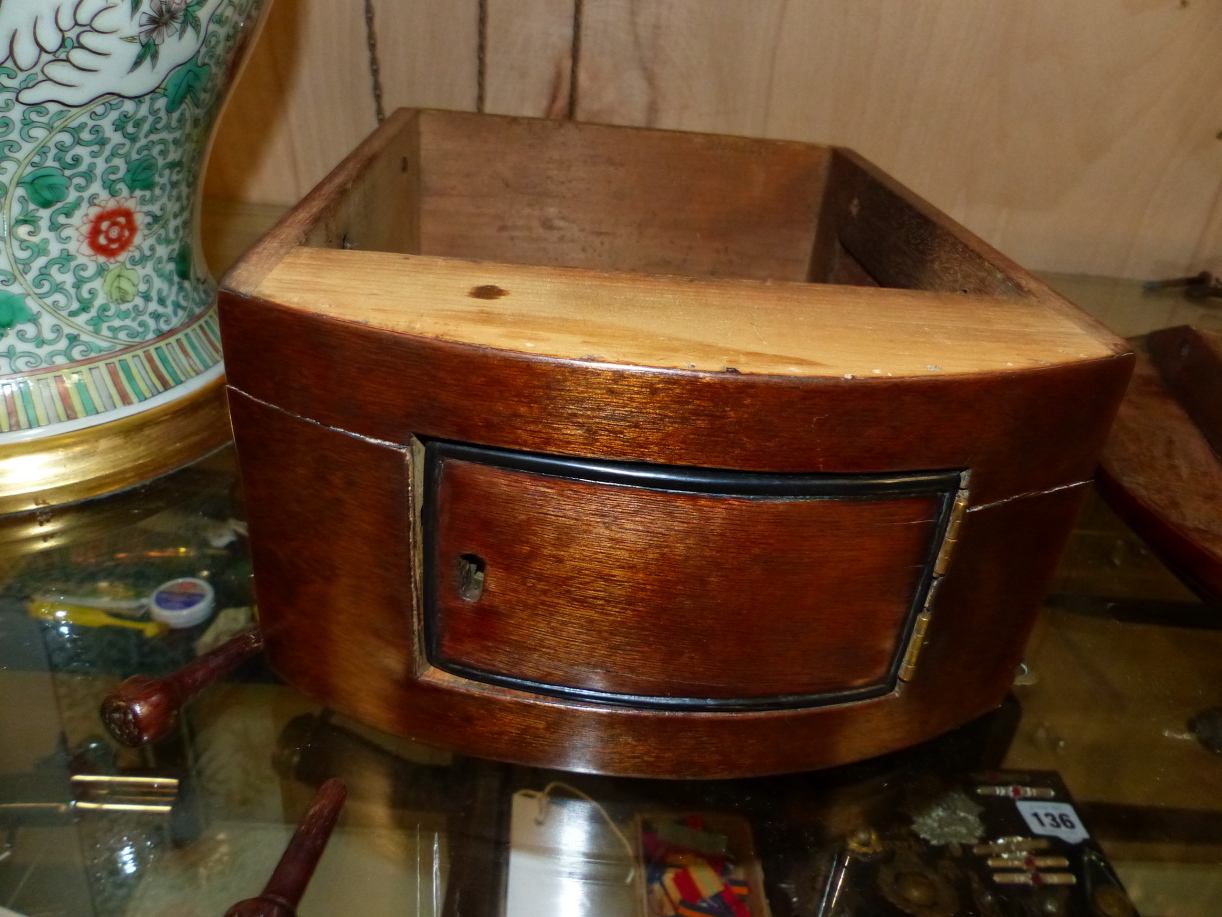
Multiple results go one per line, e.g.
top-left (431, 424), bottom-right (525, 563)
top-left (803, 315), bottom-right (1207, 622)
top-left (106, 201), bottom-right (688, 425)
top-left (364, 0), bottom-right (386, 123)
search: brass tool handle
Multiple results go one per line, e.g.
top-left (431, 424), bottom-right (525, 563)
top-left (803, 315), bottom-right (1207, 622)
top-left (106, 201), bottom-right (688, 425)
top-left (99, 626), bottom-right (264, 746)
top-left (224, 778), bottom-right (348, 917)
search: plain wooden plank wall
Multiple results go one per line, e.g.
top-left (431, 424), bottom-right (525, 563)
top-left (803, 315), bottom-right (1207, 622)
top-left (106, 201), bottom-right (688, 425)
top-left (204, 0), bottom-right (1222, 279)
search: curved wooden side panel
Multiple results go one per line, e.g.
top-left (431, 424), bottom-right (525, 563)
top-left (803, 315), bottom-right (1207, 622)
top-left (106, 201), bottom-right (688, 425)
top-left (219, 292), bottom-right (1132, 509)
top-left (229, 387), bottom-right (1091, 778)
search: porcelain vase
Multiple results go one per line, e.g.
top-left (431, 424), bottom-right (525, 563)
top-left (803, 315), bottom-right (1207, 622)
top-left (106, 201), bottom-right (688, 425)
top-left (0, 0), bottom-right (268, 511)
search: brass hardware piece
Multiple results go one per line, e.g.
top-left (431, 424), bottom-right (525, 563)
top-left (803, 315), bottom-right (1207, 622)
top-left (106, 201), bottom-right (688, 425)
top-left (973, 838), bottom-right (1050, 856)
top-left (899, 486), bottom-right (968, 683)
top-left (70, 774), bottom-right (178, 788)
top-left (73, 801), bottom-right (174, 813)
top-left (975, 785), bottom-right (1056, 799)
top-left (986, 856), bottom-right (1069, 869)
top-left (992, 872), bottom-right (1076, 886)
top-left (898, 610), bottom-right (933, 682)
top-left (934, 489), bottom-right (970, 576)
top-left (898, 574), bottom-right (945, 683)
top-left (70, 773), bottom-right (178, 813)
top-left (0, 773), bottom-right (179, 820)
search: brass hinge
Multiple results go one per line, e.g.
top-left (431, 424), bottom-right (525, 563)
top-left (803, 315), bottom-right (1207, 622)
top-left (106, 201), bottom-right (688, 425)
top-left (898, 609), bottom-right (932, 682)
top-left (933, 488), bottom-right (970, 576)
top-left (899, 483), bottom-right (968, 684)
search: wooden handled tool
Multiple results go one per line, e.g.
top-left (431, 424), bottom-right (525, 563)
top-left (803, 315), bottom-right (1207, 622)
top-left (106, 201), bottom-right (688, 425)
top-left (99, 626), bottom-right (264, 746)
top-left (224, 778), bottom-right (348, 917)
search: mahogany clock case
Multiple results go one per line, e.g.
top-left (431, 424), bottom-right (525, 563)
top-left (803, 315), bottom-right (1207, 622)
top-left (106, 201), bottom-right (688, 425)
top-left (219, 109), bottom-right (1133, 779)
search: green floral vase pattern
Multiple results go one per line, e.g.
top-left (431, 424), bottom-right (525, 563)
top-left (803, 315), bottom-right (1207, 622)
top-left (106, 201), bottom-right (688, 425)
top-left (0, 0), bottom-right (265, 439)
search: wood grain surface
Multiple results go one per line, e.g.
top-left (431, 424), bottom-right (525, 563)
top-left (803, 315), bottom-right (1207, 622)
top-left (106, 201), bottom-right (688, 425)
top-left (229, 388), bottom-right (1092, 777)
top-left (220, 288), bottom-right (1129, 509)
top-left (252, 248), bottom-right (1113, 379)
top-left (1098, 337), bottom-right (1222, 602)
top-left (205, 0), bottom-right (1222, 280)
top-left (221, 112), bottom-right (1133, 777)
top-left (571, 0), bottom-right (1222, 281)
top-left (222, 113), bottom-right (1129, 507)
top-left (414, 112), bottom-right (829, 280)
top-left (370, 0), bottom-right (479, 116)
top-left (819, 150), bottom-right (1028, 298)
top-left (205, 0), bottom-right (377, 207)
top-left (222, 109), bottom-right (417, 293)
top-left (429, 455), bottom-right (946, 703)
top-left (484, 0), bottom-right (577, 118)
top-left (1146, 325), bottom-right (1222, 458)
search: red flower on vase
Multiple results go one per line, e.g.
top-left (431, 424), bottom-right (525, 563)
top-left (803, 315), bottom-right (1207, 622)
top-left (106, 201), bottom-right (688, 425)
top-left (78, 198), bottom-right (141, 261)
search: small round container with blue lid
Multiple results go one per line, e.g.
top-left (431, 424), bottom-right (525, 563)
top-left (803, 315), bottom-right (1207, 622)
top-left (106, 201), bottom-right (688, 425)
top-left (149, 577), bottom-right (215, 629)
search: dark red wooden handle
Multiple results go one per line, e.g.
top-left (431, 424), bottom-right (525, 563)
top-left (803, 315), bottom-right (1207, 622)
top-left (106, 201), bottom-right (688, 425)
top-left (99, 626), bottom-right (264, 746)
top-left (224, 778), bottom-right (348, 917)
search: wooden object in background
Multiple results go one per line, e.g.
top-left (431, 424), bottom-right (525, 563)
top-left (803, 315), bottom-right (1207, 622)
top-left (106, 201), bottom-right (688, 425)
top-left (571, 0), bottom-right (1222, 280)
top-left (205, 0), bottom-right (1222, 281)
top-left (483, 0), bottom-right (575, 118)
top-left (99, 628), bottom-right (264, 747)
top-left (1146, 326), bottom-right (1222, 459)
top-left (224, 777), bottom-right (347, 917)
top-left (1098, 327), bottom-right (1222, 603)
top-left (204, 0), bottom-right (378, 208)
top-left (219, 110), bottom-right (1133, 778)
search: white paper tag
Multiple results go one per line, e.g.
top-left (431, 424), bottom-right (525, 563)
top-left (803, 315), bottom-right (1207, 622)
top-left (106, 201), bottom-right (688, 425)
top-left (505, 794), bottom-right (636, 917)
top-left (1015, 800), bottom-right (1089, 844)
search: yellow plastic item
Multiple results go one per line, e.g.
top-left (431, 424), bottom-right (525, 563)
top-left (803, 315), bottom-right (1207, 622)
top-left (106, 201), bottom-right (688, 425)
top-left (28, 599), bottom-right (168, 637)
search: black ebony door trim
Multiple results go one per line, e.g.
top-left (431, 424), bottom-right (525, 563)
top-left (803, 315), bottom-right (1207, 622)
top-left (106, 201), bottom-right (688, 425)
top-left (420, 438), bottom-right (961, 712)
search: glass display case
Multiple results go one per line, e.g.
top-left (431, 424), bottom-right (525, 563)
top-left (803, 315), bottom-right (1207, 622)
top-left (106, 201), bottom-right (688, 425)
top-left (0, 272), bottom-right (1218, 917)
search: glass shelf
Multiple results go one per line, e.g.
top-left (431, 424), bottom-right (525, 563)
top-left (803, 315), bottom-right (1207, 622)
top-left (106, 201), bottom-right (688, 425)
top-left (0, 274), bottom-right (1219, 917)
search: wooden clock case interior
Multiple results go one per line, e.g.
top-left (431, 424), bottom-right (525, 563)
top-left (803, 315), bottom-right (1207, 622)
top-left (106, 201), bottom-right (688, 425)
top-left (220, 109), bottom-right (1133, 779)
